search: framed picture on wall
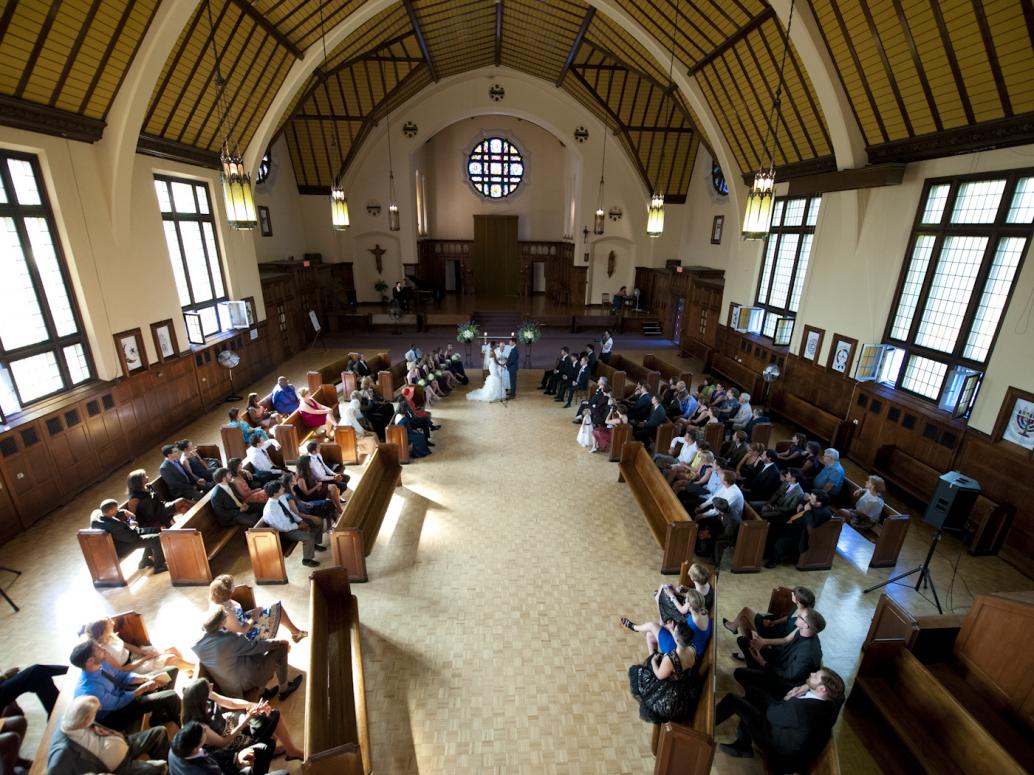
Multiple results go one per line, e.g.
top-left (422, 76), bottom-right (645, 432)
top-left (150, 319), bottom-right (179, 363)
top-left (114, 328), bottom-right (147, 377)
top-left (992, 386), bottom-right (1034, 456)
top-left (711, 215), bottom-right (724, 244)
top-left (800, 325), bottom-right (825, 362)
top-left (258, 205), bottom-right (272, 237)
top-left (827, 334), bottom-right (858, 375)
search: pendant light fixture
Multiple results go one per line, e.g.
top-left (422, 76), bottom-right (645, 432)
top-left (386, 109), bottom-right (400, 231)
top-left (648, 0), bottom-right (681, 239)
top-left (316, 0), bottom-right (349, 231)
top-left (594, 119), bottom-right (607, 235)
top-left (742, 0), bottom-right (795, 240)
top-left (206, 1), bottom-right (256, 230)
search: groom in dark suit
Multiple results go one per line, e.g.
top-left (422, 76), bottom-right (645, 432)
top-left (505, 337), bottom-right (520, 398)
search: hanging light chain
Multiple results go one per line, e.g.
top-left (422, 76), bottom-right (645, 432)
top-left (760, 0), bottom-right (796, 171)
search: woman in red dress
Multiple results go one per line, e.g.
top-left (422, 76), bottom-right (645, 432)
top-left (297, 387), bottom-right (336, 434)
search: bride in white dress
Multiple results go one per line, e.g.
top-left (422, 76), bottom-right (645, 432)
top-left (467, 350), bottom-right (507, 402)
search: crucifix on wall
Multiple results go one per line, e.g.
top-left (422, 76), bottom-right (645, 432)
top-left (369, 243), bottom-right (386, 275)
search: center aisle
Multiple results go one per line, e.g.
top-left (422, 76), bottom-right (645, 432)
top-left (351, 370), bottom-right (666, 773)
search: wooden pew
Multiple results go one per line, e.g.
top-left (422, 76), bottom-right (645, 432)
top-left (592, 360), bottom-right (628, 399)
top-left (774, 393), bottom-right (849, 448)
top-left (220, 424), bottom-right (248, 463)
top-left (307, 351), bottom-right (391, 393)
top-left (385, 424), bottom-right (410, 464)
top-left (608, 422), bottom-right (632, 463)
top-left (377, 359), bottom-right (410, 400)
top-left (861, 593), bottom-right (966, 659)
top-left (331, 444), bottom-right (402, 582)
top-left (245, 527), bottom-right (297, 585)
top-left (619, 441), bottom-right (697, 574)
top-left (652, 573), bottom-right (718, 774)
top-left (610, 353), bottom-right (661, 394)
top-left (196, 443), bottom-right (223, 467)
top-left (643, 354), bottom-right (693, 389)
top-left (159, 488), bottom-right (238, 586)
top-left (796, 516), bottom-right (844, 571)
top-left (273, 384), bottom-right (339, 462)
top-left (654, 422), bottom-right (675, 457)
top-left (305, 567), bottom-right (370, 775)
top-left (835, 476), bottom-right (910, 569)
top-left (730, 502), bottom-right (770, 573)
top-left (703, 421), bottom-right (724, 452)
top-left (750, 422), bottom-right (773, 446)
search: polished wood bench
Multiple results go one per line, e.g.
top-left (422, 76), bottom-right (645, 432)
top-left (273, 384), bottom-right (342, 462)
top-left (610, 353), bottom-right (660, 393)
top-left (592, 360), bottom-right (627, 399)
top-left (331, 443), bottom-right (402, 582)
top-left (776, 393), bottom-right (847, 448)
top-left (730, 501), bottom-right (770, 573)
top-left (652, 573), bottom-right (718, 774)
top-left (655, 422), bottom-right (675, 456)
top-left (308, 351), bottom-right (390, 393)
top-left (797, 516), bottom-right (844, 571)
top-left (378, 358), bottom-right (411, 401)
top-left (834, 476), bottom-right (910, 569)
top-left (619, 441), bottom-right (696, 574)
top-left (608, 422), bottom-right (632, 463)
top-left (220, 423), bottom-right (248, 462)
top-left (703, 421), bottom-right (725, 452)
top-left (159, 488), bottom-right (237, 585)
top-left (305, 567), bottom-right (370, 775)
top-left (643, 354), bottom-right (692, 389)
top-left (385, 424), bottom-right (410, 464)
top-left (197, 586), bottom-right (263, 701)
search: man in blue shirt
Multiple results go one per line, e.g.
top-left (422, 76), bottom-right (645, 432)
top-left (680, 391), bottom-right (699, 419)
top-left (270, 376), bottom-right (299, 415)
top-left (70, 640), bottom-right (180, 731)
top-left (812, 448), bottom-right (845, 497)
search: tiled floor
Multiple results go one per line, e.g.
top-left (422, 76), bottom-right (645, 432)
top-left (0, 342), bottom-right (1030, 774)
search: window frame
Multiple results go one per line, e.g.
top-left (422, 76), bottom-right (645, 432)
top-left (753, 195), bottom-right (821, 341)
top-left (883, 169), bottom-right (1033, 406)
top-left (466, 136), bottom-right (525, 200)
top-left (0, 149), bottom-right (95, 408)
top-left (154, 175), bottom-right (230, 340)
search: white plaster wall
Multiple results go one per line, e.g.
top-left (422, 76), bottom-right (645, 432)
top-left (252, 135), bottom-right (307, 263)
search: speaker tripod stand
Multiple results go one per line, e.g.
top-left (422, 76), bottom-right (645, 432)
top-left (864, 528), bottom-right (943, 614)
top-left (0, 566), bottom-right (21, 612)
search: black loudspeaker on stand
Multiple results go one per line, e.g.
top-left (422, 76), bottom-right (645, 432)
top-left (864, 472), bottom-right (980, 614)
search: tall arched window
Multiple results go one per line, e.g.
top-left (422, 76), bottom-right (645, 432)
top-left (467, 137), bottom-right (524, 199)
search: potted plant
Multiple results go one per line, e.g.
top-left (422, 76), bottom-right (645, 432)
top-left (374, 279), bottom-right (389, 302)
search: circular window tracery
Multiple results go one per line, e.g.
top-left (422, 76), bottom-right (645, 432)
top-left (467, 137), bottom-right (524, 199)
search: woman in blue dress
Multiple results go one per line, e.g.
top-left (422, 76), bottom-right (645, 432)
top-left (622, 589), bottom-right (712, 660)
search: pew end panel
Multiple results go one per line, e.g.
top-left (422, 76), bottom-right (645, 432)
top-left (330, 529), bottom-right (369, 583)
top-left (703, 422), bottom-right (725, 452)
top-left (730, 504), bottom-right (769, 573)
top-left (655, 423), bottom-right (675, 456)
top-left (868, 514), bottom-right (910, 568)
top-left (653, 724), bottom-right (716, 775)
top-left (220, 424), bottom-right (248, 462)
top-left (334, 425), bottom-right (360, 465)
top-left (386, 425), bottom-right (410, 464)
top-left (78, 530), bottom-right (127, 587)
top-left (608, 422), bottom-right (632, 462)
top-left (376, 370), bottom-right (393, 401)
top-left (273, 422), bottom-right (301, 463)
top-left (196, 443), bottom-right (223, 466)
top-left (750, 423), bottom-right (773, 446)
top-left (796, 517), bottom-right (844, 571)
top-left (662, 521), bottom-right (698, 576)
top-left (159, 528), bottom-right (214, 586)
top-left (307, 371), bottom-right (322, 393)
top-left (246, 527), bottom-right (289, 584)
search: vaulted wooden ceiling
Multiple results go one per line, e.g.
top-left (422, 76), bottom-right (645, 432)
top-left (0, 0), bottom-right (1032, 196)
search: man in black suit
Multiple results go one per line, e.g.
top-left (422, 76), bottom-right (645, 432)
top-left (541, 347), bottom-right (570, 394)
top-left (582, 343), bottom-right (597, 373)
top-left (766, 489), bottom-right (833, 567)
top-left (573, 376), bottom-right (608, 423)
top-left (734, 610), bottom-right (825, 698)
top-left (589, 385), bottom-right (613, 428)
top-left (552, 353), bottom-right (578, 401)
top-left (633, 395), bottom-right (667, 444)
top-left (353, 353), bottom-right (370, 378)
top-left (623, 382), bottom-right (653, 422)
top-left (159, 444), bottom-right (204, 501)
top-left (744, 449), bottom-right (781, 501)
top-left (210, 469), bottom-right (263, 528)
top-left (90, 499), bottom-right (166, 572)
top-left (716, 667), bottom-right (844, 773)
top-left (169, 720), bottom-right (284, 775)
top-left (561, 356), bottom-right (590, 408)
top-left (756, 468), bottom-right (806, 521)
top-left (717, 430), bottom-right (749, 469)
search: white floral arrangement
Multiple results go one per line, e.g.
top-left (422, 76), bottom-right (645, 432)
top-left (417, 379), bottom-right (426, 387)
top-left (456, 320), bottom-right (480, 343)
top-left (434, 370), bottom-right (442, 378)
top-left (517, 321), bottom-right (542, 344)
top-left (451, 353), bottom-right (462, 362)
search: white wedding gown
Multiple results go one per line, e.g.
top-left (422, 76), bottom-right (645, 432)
top-left (467, 356), bottom-right (507, 402)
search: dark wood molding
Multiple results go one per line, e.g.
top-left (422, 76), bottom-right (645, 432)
top-left (136, 133), bottom-right (221, 168)
top-left (403, 0), bottom-right (437, 82)
top-left (890, 0), bottom-right (942, 133)
top-left (557, 7), bottom-right (595, 87)
top-left (928, 0), bottom-right (976, 125)
top-left (297, 185), bottom-right (332, 195)
top-left (786, 163), bottom-right (906, 196)
top-left (826, 0), bottom-right (889, 144)
top-left (494, 0), bottom-right (503, 67)
top-left (0, 95), bottom-right (106, 142)
top-left (739, 155), bottom-right (837, 185)
top-left (687, 7), bottom-right (774, 76)
top-left (866, 115), bottom-right (1034, 164)
top-left (970, 0), bottom-right (1012, 117)
top-left (226, 0), bottom-right (302, 59)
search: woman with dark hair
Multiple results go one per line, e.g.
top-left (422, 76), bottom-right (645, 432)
top-left (797, 441), bottom-right (825, 490)
top-left (625, 619), bottom-right (700, 724)
top-left (776, 432), bottom-right (808, 468)
top-left (394, 400), bottom-right (431, 458)
top-left (294, 455), bottom-right (342, 518)
top-left (246, 392), bottom-right (280, 429)
top-left (227, 458), bottom-right (267, 505)
top-left (226, 407), bottom-right (269, 445)
top-left (180, 678), bottom-right (303, 762)
top-left (724, 586), bottom-right (816, 660)
top-left (125, 469), bottom-right (187, 529)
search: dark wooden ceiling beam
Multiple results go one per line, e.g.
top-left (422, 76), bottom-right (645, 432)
top-left (556, 6), bottom-right (595, 87)
top-left (785, 162), bottom-right (906, 196)
top-left (736, 155), bottom-right (836, 185)
top-left (687, 6), bottom-right (774, 76)
top-left (0, 95), bottom-right (105, 142)
top-left (494, 0), bottom-right (503, 66)
top-left (928, 0), bottom-right (975, 125)
top-left (226, 0), bottom-right (302, 59)
top-left (136, 132), bottom-right (221, 168)
top-left (403, 0), bottom-right (438, 81)
top-left (890, 0), bottom-right (942, 132)
top-left (857, 0), bottom-right (914, 136)
top-left (867, 114), bottom-right (1034, 164)
top-left (970, 0), bottom-right (1012, 117)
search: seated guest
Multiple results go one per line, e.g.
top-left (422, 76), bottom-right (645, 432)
top-left (653, 429), bottom-right (698, 471)
top-left (654, 562), bottom-right (714, 624)
top-left (716, 667), bottom-right (844, 772)
top-left (178, 440), bottom-right (219, 484)
top-left (70, 641), bottom-right (180, 731)
top-left (357, 377), bottom-right (393, 439)
top-left (351, 352), bottom-right (372, 378)
top-left (560, 356), bottom-right (591, 409)
top-left (717, 430), bottom-right (749, 469)
top-left (723, 586), bottom-right (816, 644)
top-left (170, 718), bottom-right (285, 775)
top-left (281, 472), bottom-right (335, 531)
top-left (583, 343), bottom-right (597, 372)
top-left (443, 346), bottom-right (468, 384)
top-left (729, 392), bottom-right (753, 431)
top-left (622, 382), bottom-right (653, 422)
top-left (0, 664), bottom-right (67, 717)
top-left (126, 469), bottom-right (188, 529)
top-left (670, 389), bottom-right (698, 426)
top-left (697, 376), bottom-right (717, 401)
top-left (160, 444), bottom-right (206, 501)
top-left (87, 619), bottom-right (191, 682)
top-left (303, 440), bottom-right (351, 487)
top-left (734, 442), bottom-right (766, 484)
top-left (776, 432), bottom-right (808, 467)
top-left (244, 437), bottom-right (285, 486)
top-left (226, 458), bottom-right (268, 506)
top-left (573, 376), bottom-right (607, 423)
top-left (246, 392), bottom-right (279, 430)
top-left (766, 490), bottom-right (833, 568)
top-left (337, 393), bottom-right (380, 457)
top-left (90, 498), bottom-right (166, 572)
top-left (181, 676), bottom-right (301, 761)
top-left (600, 330), bottom-right (613, 364)
top-left (540, 347), bottom-right (570, 394)
top-left (744, 449), bottom-right (781, 501)
top-left (295, 387), bottom-right (335, 434)
top-left (695, 470), bottom-right (744, 522)
top-left (592, 398), bottom-right (626, 453)
top-left (671, 451), bottom-right (717, 501)
top-left (259, 481), bottom-right (323, 568)
top-left (397, 391), bottom-right (439, 440)
top-left (755, 469), bottom-right (806, 521)
top-left (633, 395), bottom-right (667, 445)
top-left (796, 441), bottom-right (824, 490)
top-left (839, 475), bottom-right (887, 529)
top-left (208, 574), bottom-right (307, 644)
top-left (227, 407), bottom-right (271, 446)
top-left (743, 407), bottom-right (771, 438)
top-left (270, 377), bottom-right (298, 416)
top-left (626, 620), bottom-right (701, 723)
top-left (48, 695), bottom-right (169, 775)
top-left (191, 609), bottom-right (302, 702)
top-left (393, 403), bottom-right (431, 459)
top-left (293, 456), bottom-right (342, 519)
top-left (707, 497), bottom-right (742, 568)
top-left (714, 387), bottom-right (742, 422)
top-left (684, 400), bottom-right (716, 430)
top-left (211, 469), bottom-right (263, 528)
top-left (733, 610), bottom-right (826, 699)
top-left (622, 589), bottom-right (711, 659)
top-left (812, 448), bottom-right (845, 496)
